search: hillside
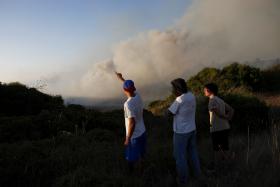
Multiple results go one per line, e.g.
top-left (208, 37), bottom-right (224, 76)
top-left (0, 82), bottom-right (64, 116)
top-left (0, 63), bottom-right (279, 186)
top-left (148, 63), bottom-right (280, 116)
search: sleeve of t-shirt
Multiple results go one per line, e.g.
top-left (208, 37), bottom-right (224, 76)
top-left (168, 98), bottom-right (180, 115)
top-left (125, 102), bottom-right (136, 118)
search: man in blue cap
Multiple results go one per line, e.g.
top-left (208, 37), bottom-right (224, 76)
top-left (115, 72), bottom-right (146, 173)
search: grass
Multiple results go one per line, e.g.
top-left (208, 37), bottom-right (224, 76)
top-left (0, 109), bottom-right (280, 186)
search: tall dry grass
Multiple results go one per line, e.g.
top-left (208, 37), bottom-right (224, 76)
top-left (0, 109), bottom-right (279, 186)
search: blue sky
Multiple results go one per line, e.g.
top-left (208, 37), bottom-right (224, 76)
top-left (0, 0), bottom-right (192, 83)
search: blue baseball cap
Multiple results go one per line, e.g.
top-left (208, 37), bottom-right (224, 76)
top-left (123, 80), bottom-right (135, 92)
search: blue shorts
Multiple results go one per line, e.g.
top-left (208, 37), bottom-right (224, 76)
top-left (125, 132), bottom-right (146, 162)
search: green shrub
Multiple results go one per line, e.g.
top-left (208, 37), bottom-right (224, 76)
top-left (222, 94), bottom-right (269, 132)
top-left (186, 63), bottom-right (263, 95)
top-left (261, 64), bottom-right (280, 92)
top-left (0, 82), bottom-right (63, 116)
top-left (148, 93), bottom-right (269, 134)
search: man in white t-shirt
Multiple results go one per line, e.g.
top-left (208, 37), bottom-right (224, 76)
top-left (116, 72), bottom-right (146, 172)
top-left (168, 78), bottom-right (201, 185)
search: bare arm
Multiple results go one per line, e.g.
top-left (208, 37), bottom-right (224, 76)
top-left (115, 72), bottom-right (125, 83)
top-left (124, 117), bottom-right (136, 146)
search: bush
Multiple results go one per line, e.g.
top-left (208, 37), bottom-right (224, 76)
top-left (261, 64), bottom-right (280, 92)
top-left (187, 63), bottom-right (263, 95)
top-left (222, 94), bottom-right (269, 132)
top-left (148, 93), bottom-right (269, 134)
top-left (0, 82), bottom-right (64, 116)
top-left (148, 95), bottom-right (176, 116)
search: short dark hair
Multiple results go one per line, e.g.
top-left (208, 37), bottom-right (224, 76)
top-left (204, 83), bottom-right (218, 95)
top-left (171, 78), bottom-right (188, 94)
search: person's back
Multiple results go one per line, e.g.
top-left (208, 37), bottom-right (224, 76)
top-left (170, 92), bottom-right (196, 134)
top-left (115, 72), bottom-right (147, 173)
top-left (168, 78), bottom-right (201, 185)
top-left (209, 95), bottom-right (230, 133)
top-left (124, 93), bottom-right (146, 139)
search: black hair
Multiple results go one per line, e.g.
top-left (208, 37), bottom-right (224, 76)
top-left (171, 78), bottom-right (188, 94)
top-left (204, 83), bottom-right (218, 95)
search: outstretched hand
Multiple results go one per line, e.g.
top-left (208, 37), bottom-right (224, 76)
top-left (115, 71), bottom-right (125, 82)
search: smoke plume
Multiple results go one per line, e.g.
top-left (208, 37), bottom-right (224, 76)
top-left (58, 0), bottom-right (280, 101)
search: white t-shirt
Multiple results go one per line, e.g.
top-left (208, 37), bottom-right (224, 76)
top-left (124, 93), bottom-right (146, 139)
top-left (168, 92), bottom-right (196, 134)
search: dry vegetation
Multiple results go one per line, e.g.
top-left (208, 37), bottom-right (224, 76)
top-left (0, 63), bottom-right (279, 186)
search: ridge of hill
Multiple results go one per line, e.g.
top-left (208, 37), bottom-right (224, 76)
top-left (0, 82), bottom-right (63, 116)
top-left (148, 62), bottom-right (280, 115)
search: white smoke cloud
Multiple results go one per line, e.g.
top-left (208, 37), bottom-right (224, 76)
top-left (53, 0), bottom-right (280, 101)
top-left (176, 0), bottom-right (280, 64)
top-left (79, 59), bottom-right (120, 99)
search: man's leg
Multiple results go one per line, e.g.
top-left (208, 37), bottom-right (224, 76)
top-left (140, 132), bottom-right (147, 159)
top-left (125, 138), bottom-right (139, 174)
top-left (188, 131), bottom-right (201, 177)
top-left (173, 133), bottom-right (188, 184)
top-left (211, 132), bottom-right (220, 168)
top-left (222, 130), bottom-right (230, 160)
top-left (139, 132), bottom-right (147, 174)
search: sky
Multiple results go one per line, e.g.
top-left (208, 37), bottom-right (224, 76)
top-left (1, 0), bottom-right (279, 103)
top-left (0, 0), bottom-right (191, 84)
